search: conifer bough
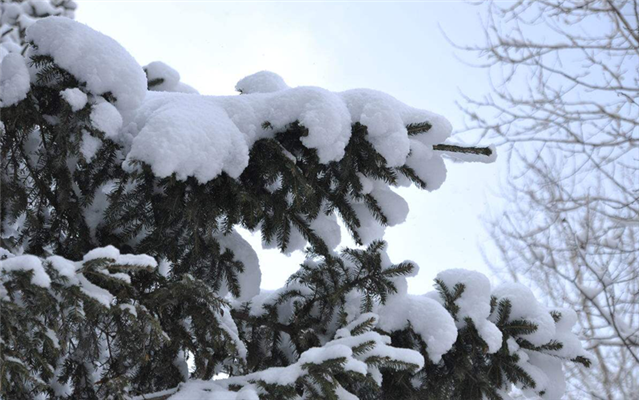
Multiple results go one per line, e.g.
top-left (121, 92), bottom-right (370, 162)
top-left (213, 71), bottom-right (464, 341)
top-left (0, 3), bottom-right (589, 400)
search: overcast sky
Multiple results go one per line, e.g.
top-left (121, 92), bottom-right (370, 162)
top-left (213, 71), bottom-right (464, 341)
top-left (76, 0), bottom-right (503, 293)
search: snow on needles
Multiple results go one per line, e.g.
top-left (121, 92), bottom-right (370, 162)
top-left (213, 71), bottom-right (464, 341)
top-left (490, 283), bottom-right (556, 346)
top-left (124, 83), bottom-right (453, 184)
top-left (235, 70), bottom-right (290, 94)
top-left (60, 88), bottom-right (87, 111)
top-left (144, 61), bottom-right (198, 94)
top-left (21, 18), bottom-right (456, 187)
top-left (434, 269), bottom-right (503, 353)
top-left (25, 17), bottom-right (147, 112)
top-left (0, 53), bottom-right (30, 107)
top-left (1, 255), bottom-right (51, 287)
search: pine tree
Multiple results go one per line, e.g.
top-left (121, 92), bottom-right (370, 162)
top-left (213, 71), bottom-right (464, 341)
top-left (1, 2), bottom-right (590, 399)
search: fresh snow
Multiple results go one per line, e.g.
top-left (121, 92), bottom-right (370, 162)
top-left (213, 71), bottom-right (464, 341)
top-left (124, 91), bottom-right (251, 182)
top-left (434, 269), bottom-right (502, 353)
top-left (490, 283), bottom-right (556, 346)
top-left (123, 76), bottom-right (452, 185)
top-left (0, 15), bottom-right (578, 400)
top-left (60, 88), bottom-right (87, 111)
top-left (80, 131), bottom-right (101, 161)
top-left (26, 17), bottom-right (147, 112)
top-left (90, 101), bottom-right (122, 138)
top-left (235, 70), bottom-right (290, 94)
top-left (0, 53), bottom-right (30, 106)
top-left (216, 230), bottom-right (261, 301)
top-left (77, 274), bottom-right (114, 307)
top-left (83, 245), bottom-right (158, 268)
top-left (145, 61), bottom-right (180, 91)
top-left (1, 255), bottom-right (51, 287)
top-left (377, 294), bottom-right (457, 363)
top-left (145, 61), bottom-right (198, 94)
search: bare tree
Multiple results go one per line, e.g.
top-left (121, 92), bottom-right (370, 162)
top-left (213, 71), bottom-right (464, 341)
top-left (459, 1), bottom-right (639, 399)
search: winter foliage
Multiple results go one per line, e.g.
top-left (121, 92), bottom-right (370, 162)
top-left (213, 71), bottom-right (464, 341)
top-left (0, 3), bottom-right (589, 399)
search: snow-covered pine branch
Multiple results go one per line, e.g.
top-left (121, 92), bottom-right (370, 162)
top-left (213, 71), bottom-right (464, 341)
top-left (0, 7), bottom-right (588, 400)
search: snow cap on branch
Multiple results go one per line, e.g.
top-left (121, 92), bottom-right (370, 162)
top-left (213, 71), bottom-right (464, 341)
top-left (26, 16), bottom-right (146, 112)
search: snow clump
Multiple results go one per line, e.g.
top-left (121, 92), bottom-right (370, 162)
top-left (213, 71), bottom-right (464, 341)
top-left (0, 53), bottom-right (30, 106)
top-left (25, 16), bottom-right (147, 112)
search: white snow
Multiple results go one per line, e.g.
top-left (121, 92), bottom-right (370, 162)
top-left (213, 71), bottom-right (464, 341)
top-left (123, 72), bottom-right (454, 186)
top-left (124, 91), bottom-right (250, 182)
top-left (83, 246), bottom-right (120, 262)
top-left (1, 255), bottom-right (51, 287)
top-left (166, 381), bottom-right (254, 400)
top-left (0, 53), bottom-right (30, 106)
top-left (82, 181), bottom-right (113, 241)
top-left (369, 184), bottom-right (409, 226)
top-left (77, 273), bottom-right (114, 307)
top-left (235, 70), bottom-right (290, 94)
top-left (490, 283), bottom-right (556, 346)
top-left (47, 255), bottom-right (78, 280)
top-left (548, 308), bottom-right (589, 360)
top-left (60, 88), bottom-right (87, 111)
top-left (119, 303), bottom-right (137, 317)
top-left (170, 310), bottom-right (424, 399)
top-left (83, 245), bottom-right (157, 268)
top-left (26, 17), bottom-right (146, 112)
top-left (144, 61), bottom-right (197, 94)
top-left (377, 294), bottom-right (457, 363)
top-left (145, 61), bottom-right (179, 90)
top-left (80, 131), bottom-right (102, 161)
top-left (0, 248), bottom-right (14, 260)
top-left (90, 101), bottom-right (122, 138)
top-left (216, 304), bottom-right (248, 359)
top-left (526, 352), bottom-right (565, 400)
top-left (27, 0), bottom-right (59, 17)
top-left (116, 253), bottom-right (157, 268)
top-left (310, 212), bottom-right (342, 250)
top-left (434, 269), bottom-right (502, 353)
top-left (158, 258), bottom-right (172, 277)
top-left (340, 88), bottom-right (452, 167)
top-left (404, 139), bottom-right (447, 191)
top-left (357, 173), bottom-right (374, 194)
top-left (44, 328), bottom-right (60, 349)
top-left (216, 230), bottom-right (261, 301)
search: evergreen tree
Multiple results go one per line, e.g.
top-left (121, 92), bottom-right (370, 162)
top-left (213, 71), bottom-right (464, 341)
top-left (0, 3), bottom-right (590, 399)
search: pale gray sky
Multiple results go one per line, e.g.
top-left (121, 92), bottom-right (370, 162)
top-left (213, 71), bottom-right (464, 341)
top-left (76, 0), bottom-right (502, 293)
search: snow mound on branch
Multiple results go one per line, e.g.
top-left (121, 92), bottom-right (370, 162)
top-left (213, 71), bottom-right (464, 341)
top-left (548, 307), bottom-right (589, 360)
top-left (235, 70), bottom-right (290, 94)
top-left (434, 269), bottom-right (502, 353)
top-left (377, 294), bottom-right (457, 363)
top-left (124, 73), bottom-right (452, 185)
top-left (1, 255), bottom-right (51, 287)
top-left (83, 245), bottom-right (157, 268)
top-left (17, 17), bottom-right (457, 188)
top-left (216, 230), bottom-right (261, 301)
top-left (405, 139), bottom-right (447, 191)
top-left (90, 101), bottom-right (122, 138)
top-left (144, 61), bottom-right (198, 94)
top-left (491, 283), bottom-right (556, 346)
top-left (60, 88), bottom-right (87, 111)
top-left (124, 92), bottom-right (250, 181)
top-left (26, 17), bottom-right (146, 112)
top-left (44, 248), bottom-right (156, 308)
top-left (341, 89), bottom-right (451, 167)
top-left (0, 53), bottom-right (30, 106)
